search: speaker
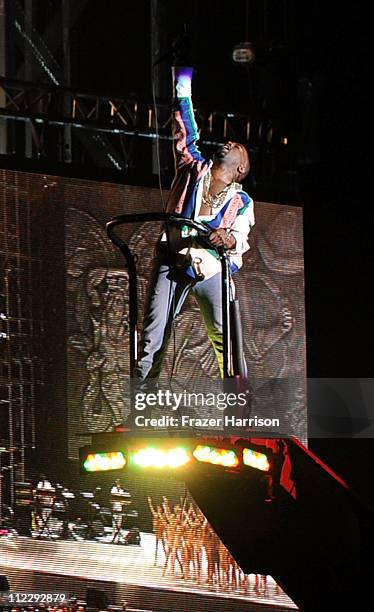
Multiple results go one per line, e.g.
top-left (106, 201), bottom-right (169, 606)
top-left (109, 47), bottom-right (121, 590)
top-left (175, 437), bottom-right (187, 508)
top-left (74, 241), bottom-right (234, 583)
top-left (0, 574), bottom-right (10, 591)
top-left (14, 508), bottom-right (32, 536)
top-left (86, 588), bottom-right (109, 610)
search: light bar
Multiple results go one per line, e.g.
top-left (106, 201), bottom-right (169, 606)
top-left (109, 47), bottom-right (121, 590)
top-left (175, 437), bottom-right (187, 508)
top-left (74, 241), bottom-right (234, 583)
top-left (83, 451), bottom-right (126, 473)
top-left (243, 448), bottom-right (270, 472)
top-left (193, 444), bottom-right (240, 468)
top-left (130, 447), bottom-right (191, 469)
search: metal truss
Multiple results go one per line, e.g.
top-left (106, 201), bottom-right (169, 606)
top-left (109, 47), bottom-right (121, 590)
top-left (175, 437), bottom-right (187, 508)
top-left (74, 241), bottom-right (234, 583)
top-left (7, 0), bottom-right (126, 169)
top-left (0, 76), bottom-right (253, 167)
top-left (1, 167), bottom-right (44, 508)
top-left (2, 0), bottom-right (273, 175)
top-left (1, 0), bottom-right (297, 189)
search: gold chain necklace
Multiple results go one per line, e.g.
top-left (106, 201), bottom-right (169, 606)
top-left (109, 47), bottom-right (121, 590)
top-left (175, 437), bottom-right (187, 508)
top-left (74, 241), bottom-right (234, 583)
top-left (202, 171), bottom-right (231, 209)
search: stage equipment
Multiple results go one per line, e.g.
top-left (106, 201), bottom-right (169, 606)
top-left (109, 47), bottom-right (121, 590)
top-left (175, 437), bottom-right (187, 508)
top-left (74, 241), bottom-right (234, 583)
top-left (83, 451), bottom-right (126, 473)
top-left (0, 77), bottom-right (252, 164)
top-left (52, 485), bottom-right (76, 540)
top-left (10, 472), bottom-right (141, 542)
top-left (79, 433), bottom-right (372, 608)
top-left (34, 485), bottom-right (56, 539)
top-left (13, 482), bottom-right (33, 536)
top-left (55, 487), bottom-right (138, 542)
top-left (110, 488), bottom-right (132, 544)
top-left (193, 444), bottom-right (240, 468)
top-left (131, 446), bottom-right (191, 469)
top-left (0, 506), bottom-right (13, 530)
top-left (242, 447), bottom-right (270, 471)
top-left (232, 42), bottom-right (256, 64)
top-left (71, 490), bottom-right (104, 541)
top-left (106, 212), bottom-right (247, 380)
top-left (86, 587), bottom-right (108, 610)
top-left (183, 437), bottom-right (373, 611)
top-left (79, 437), bottom-right (274, 477)
top-left (14, 481), bottom-right (33, 507)
top-left (0, 573), bottom-right (10, 591)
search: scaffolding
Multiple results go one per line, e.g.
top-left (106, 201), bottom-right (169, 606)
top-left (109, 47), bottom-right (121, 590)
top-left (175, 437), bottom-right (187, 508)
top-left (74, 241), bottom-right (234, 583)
top-left (0, 169), bottom-right (43, 518)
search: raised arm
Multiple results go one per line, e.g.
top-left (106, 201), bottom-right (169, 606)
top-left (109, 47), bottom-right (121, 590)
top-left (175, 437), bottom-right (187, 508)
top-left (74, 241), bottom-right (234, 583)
top-left (172, 66), bottom-right (205, 168)
top-left (148, 496), bottom-right (156, 516)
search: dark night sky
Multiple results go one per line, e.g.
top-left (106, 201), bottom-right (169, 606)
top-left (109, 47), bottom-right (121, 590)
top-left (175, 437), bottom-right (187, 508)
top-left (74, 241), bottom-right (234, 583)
top-left (71, 0), bottom-right (151, 96)
top-left (69, 0), bottom-right (302, 118)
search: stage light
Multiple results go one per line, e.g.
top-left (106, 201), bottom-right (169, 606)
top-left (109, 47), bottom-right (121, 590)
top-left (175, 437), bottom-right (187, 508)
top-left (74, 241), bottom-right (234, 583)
top-left (193, 444), bottom-right (240, 468)
top-left (83, 451), bottom-right (126, 473)
top-left (232, 42), bottom-right (256, 64)
top-left (242, 447), bottom-right (270, 472)
top-left (130, 446), bottom-right (191, 469)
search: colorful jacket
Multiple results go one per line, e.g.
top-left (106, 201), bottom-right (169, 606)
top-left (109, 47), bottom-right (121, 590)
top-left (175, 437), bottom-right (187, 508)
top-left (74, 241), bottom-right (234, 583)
top-left (164, 67), bottom-right (255, 279)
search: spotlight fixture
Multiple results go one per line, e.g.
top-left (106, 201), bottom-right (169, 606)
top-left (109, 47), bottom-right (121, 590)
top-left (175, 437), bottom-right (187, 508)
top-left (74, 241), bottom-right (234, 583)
top-left (193, 444), bottom-right (240, 468)
top-left (232, 42), bottom-right (255, 64)
top-left (242, 447), bottom-right (270, 472)
top-left (83, 451), bottom-right (126, 473)
top-left (79, 438), bottom-right (274, 476)
top-left (130, 446), bottom-right (191, 469)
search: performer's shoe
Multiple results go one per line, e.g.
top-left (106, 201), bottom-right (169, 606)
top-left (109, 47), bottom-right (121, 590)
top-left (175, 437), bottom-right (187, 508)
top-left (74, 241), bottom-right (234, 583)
top-left (132, 377), bottom-right (159, 395)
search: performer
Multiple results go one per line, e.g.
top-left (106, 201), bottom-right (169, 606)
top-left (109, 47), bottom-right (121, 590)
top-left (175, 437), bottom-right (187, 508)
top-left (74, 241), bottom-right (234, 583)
top-left (34, 474), bottom-right (55, 537)
top-left (148, 496), bottom-right (168, 565)
top-left (134, 66), bottom-right (255, 384)
top-left (36, 474), bottom-right (53, 490)
top-left (110, 478), bottom-right (130, 543)
top-left (110, 478), bottom-right (126, 498)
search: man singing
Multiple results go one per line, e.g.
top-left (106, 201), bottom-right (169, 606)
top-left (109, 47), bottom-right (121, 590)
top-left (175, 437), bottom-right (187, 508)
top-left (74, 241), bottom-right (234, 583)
top-left (134, 66), bottom-right (254, 383)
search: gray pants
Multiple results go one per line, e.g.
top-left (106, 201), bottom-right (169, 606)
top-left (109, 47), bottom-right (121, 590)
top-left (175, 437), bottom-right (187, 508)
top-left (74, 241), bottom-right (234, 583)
top-left (135, 259), bottom-right (224, 379)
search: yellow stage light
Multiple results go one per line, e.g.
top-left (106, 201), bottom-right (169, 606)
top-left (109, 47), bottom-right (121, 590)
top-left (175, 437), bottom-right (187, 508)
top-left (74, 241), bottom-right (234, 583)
top-left (193, 444), bottom-right (240, 468)
top-left (83, 451), bottom-right (126, 473)
top-left (243, 448), bottom-right (270, 472)
top-left (130, 446), bottom-right (191, 469)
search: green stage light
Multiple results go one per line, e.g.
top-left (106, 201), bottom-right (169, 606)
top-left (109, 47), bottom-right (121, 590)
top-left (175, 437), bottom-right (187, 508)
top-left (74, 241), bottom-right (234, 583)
top-left (242, 448), bottom-right (270, 472)
top-left (83, 451), bottom-right (126, 473)
top-left (193, 444), bottom-right (240, 468)
top-left (130, 446), bottom-right (191, 469)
